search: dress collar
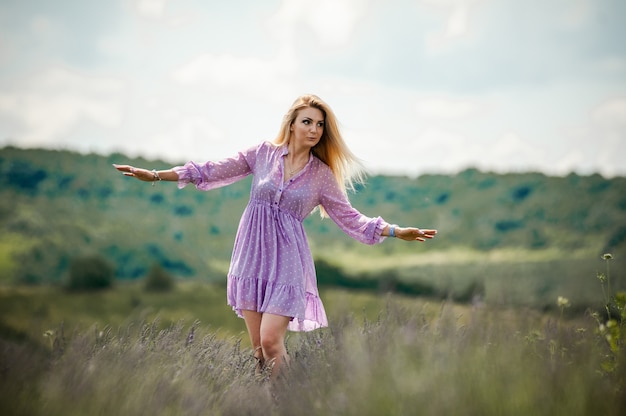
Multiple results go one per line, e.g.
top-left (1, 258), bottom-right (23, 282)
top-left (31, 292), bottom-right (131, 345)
top-left (281, 144), bottom-right (314, 162)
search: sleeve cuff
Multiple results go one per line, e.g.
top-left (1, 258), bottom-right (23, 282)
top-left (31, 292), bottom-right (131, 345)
top-left (172, 163), bottom-right (201, 189)
top-left (370, 217), bottom-right (388, 244)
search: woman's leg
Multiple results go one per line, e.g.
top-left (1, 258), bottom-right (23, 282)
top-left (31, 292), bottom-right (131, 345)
top-left (242, 310), bottom-right (264, 373)
top-left (259, 313), bottom-right (291, 378)
top-left (242, 310), bottom-right (291, 379)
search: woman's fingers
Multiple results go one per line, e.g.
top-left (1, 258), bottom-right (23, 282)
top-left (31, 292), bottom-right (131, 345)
top-left (398, 227), bottom-right (437, 242)
top-left (420, 229), bottom-right (437, 237)
top-left (113, 164), bottom-right (147, 180)
top-left (417, 229), bottom-right (437, 241)
top-left (113, 164), bottom-right (133, 174)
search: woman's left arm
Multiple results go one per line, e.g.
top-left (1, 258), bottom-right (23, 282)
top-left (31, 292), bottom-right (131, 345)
top-left (381, 224), bottom-right (437, 242)
top-left (319, 168), bottom-right (437, 244)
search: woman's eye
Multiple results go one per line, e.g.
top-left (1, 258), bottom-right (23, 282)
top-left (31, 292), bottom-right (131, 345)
top-left (317, 122), bottom-right (324, 128)
top-left (303, 120), bottom-right (310, 125)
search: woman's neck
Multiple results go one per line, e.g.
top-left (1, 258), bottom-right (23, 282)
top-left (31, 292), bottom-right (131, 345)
top-left (287, 141), bottom-right (310, 164)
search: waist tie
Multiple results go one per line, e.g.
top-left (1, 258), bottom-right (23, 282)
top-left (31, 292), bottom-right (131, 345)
top-left (271, 205), bottom-right (291, 244)
top-left (249, 199), bottom-right (301, 244)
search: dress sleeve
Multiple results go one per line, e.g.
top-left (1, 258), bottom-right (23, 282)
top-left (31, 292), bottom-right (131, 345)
top-left (173, 142), bottom-right (262, 191)
top-left (319, 167), bottom-right (387, 245)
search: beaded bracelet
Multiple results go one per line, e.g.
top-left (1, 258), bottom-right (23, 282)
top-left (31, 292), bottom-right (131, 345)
top-left (151, 169), bottom-right (162, 187)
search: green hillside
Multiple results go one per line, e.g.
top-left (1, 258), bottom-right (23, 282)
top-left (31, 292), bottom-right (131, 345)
top-left (1, 146), bottom-right (625, 308)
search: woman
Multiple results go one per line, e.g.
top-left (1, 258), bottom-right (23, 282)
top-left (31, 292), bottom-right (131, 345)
top-left (114, 94), bottom-right (437, 378)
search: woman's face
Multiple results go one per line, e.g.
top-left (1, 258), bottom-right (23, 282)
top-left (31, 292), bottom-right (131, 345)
top-left (290, 106), bottom-right (324, 149)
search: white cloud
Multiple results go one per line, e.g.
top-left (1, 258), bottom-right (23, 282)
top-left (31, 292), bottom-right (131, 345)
top-left (268, 0), bottom-right (364, 48)
top-left (592, 97), bottom-right (626, 127)
top-left (303, 0), bottom-right (363, 46)
top-left (144, 112), bottom-right (226, 162)
top-left (561, 0), bottom-right (593, 28)
top-left (1, 0), bottom-right (624, 178)
top-left (30, 15), bottom-right (61, 37)
top-left (444, 3), bottom-right (471, 38)
top-left (414, 96), bottom-right (486, 119)
top-left (170, 53), bottom-right (297, 98)
top-left (598, 57), bottom-right (626, 74)
top-left (554, 97), bottom-right (626, 177)
top-left (591, 97), bottom-right (626, 176)
top-left (387, 127), bottom-right (546, 176)
top-left (134, 0), bottom-right (170, 19)
top-left (0, 67), bottom-right (124, 147)
top-left (420, 0), bottom-right (483, 50)
top-left (485, 132), bottom-right (544, 172)
top-left (383, 127), bottom-right (475, 175)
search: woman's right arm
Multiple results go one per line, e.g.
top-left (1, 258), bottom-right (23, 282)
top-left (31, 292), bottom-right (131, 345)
top-left (113, 141), bottom-right (268, 190)
top-left (113, 165), bottom-right (178, 182)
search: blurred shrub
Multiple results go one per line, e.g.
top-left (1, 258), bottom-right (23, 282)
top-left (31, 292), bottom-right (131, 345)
top-left (13, 241), bottom-right (68, 285)
top-left (96, 186), bottom-right (113, 199)
top-left (316, 257), bottom-right (437, 297)
top-left (605, 225), bottom-right (626, 252)
top-left (144, 263), bottom-right (175, 292)
top-left (510, 185), bottom-right (533, 202)
top-left (66, 255), bottom-right (114, 291)
top-left (146, 244), bottom-right (194, 277)
top-left (450, 279), bottom-right (485, 303)
top-left (2, 160), bottom-right (47, 192)
top-left (435, 192), bottom-right (450, 204)
top-left (173, 205), bottom-right (193, 216)
top-left (150, 194), bottom-right (164, 204)
top-left (495, 219), bottom-right (524, 232)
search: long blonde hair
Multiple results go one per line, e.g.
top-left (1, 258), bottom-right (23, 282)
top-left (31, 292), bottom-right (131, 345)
top-left (273, 94), bottom-right (365, 217)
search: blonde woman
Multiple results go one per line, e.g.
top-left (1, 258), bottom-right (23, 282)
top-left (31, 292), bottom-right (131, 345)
top-left (114, 94), bottom-right (437, 378)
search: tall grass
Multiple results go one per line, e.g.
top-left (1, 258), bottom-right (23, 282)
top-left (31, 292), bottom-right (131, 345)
top-left (2, 296), bottom-right (624, 416)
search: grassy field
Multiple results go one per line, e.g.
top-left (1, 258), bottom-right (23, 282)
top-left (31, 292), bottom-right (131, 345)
top-left (1, 279), bottom-right (625, 415)
top-left (314, 246), bottom-right (626, 313)
top-left (3, 145), bottom-right (626, 414)
top-left (0, 282), bottom-right (457, 348)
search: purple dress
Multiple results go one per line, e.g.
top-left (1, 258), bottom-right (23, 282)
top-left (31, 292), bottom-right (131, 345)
top-left (174, 141), bottom-right (387, 331)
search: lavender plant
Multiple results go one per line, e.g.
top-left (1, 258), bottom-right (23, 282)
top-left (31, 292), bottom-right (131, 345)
top-left (592, 253), bottom-right (626, 376)
top-left (22, 300), bottom-right (622, 415)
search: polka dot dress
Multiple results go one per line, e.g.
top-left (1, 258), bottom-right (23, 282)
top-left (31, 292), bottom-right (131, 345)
top-left (174, 141), bottom-right (386, 331)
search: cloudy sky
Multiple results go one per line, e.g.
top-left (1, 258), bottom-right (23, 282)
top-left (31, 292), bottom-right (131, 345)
top-left (1, 0), bottom-right (625, 177)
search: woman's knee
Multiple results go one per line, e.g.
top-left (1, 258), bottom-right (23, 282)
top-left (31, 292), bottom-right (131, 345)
top-left (259, 313), bottom-right (290, 355)
top-left (260, 331), bottom-right (282, 354)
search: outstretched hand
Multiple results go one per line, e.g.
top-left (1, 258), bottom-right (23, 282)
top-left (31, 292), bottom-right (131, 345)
top-left (395, 227), bottom-right (437, 242)
top-left (113, 164), bottom-right (154, 182)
